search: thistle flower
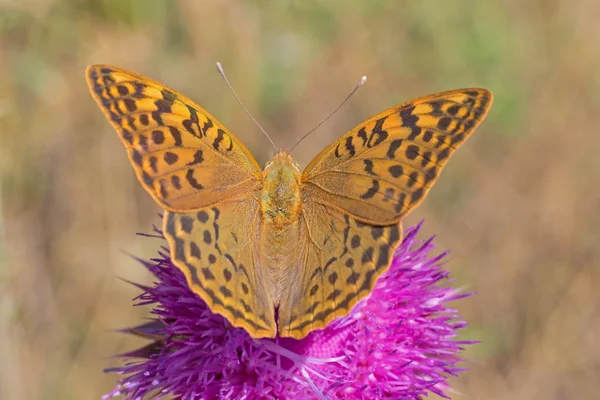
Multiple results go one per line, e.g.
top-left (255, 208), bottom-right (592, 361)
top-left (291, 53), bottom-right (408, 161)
top-left (104, 222), bottom-right (474, 399)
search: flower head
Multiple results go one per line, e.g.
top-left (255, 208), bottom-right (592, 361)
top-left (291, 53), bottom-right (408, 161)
top-left (105, 222), bottom-right (473, 399)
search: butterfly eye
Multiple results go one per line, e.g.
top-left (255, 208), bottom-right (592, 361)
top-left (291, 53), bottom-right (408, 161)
top-left (264, 160), bottom-right (274, 169)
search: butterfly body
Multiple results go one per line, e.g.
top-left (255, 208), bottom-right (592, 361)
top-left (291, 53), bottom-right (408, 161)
top-left (258, 152), bottom-right (304, 306)
top-left (87, 65), bottom-right (492, 340)
top-left (260, 152), bottom-right (302, 226)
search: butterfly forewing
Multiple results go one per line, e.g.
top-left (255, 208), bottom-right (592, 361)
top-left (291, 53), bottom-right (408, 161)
top-left (302, 89), bottom-right (493, 225)
top-left (86, 65), bottom-right (262, 212)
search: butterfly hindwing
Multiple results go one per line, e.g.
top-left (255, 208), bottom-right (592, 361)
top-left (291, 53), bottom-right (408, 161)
top-left (86, 65), bottom-right (262, 212)
top-left (164, 197), bottom-right (276, 338)
top-left (277, 202), bottom-right (402, 338)
top-left (302, 89), bottom-right (493, 225)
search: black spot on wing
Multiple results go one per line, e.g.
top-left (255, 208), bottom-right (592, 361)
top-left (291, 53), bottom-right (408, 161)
top-left (410, 187), bottom-right (424, 204)
top-left (131, 149), bottom-right (143, 166)
top-left (309, 284), bottom-right (319, 296)
top-left (351, 235), bottom-right (361, 249)
top-left (356, 128), bottom-right (368, 146)
top-left (201, 268), bottom-right (215, 281)
top-left (359, 179), bottom-right (380, 200)
top-left (389, 224), bottom-right (401, 243)
top-left (161, 89), bottom-right (177, 102)
top-left (180, 216), bottom-right (193, 234)
top-left (223, 269), bottom-right (232, 282)
top-left (183, 105), bottom-right (200, 136)
top-left (213, 129), bottom-right (225, 150)
top-left (399, 106), bottom-right (417, 127)
top-left (376, 245), bottom-right (391, 269)
top-left (155, 99), bottom-right (171, 113)
top-left (152, 130), bottom-right (165, 145)
top-left (123, 98), bottom-right (137, 112)
top-left (366, 117), bottom-right (389, 147)
top-left (327, 289), bottom-right (342, 301)
top-left (188, 149), bottom-right (204, 166)
top-left (361, 247), bottom-right (374, 264)
top-left (405, 145), bottom-right (419, 160)
top-left (423, 130), bottom-right (433, 142)
top-left (142, 171), bottom-right (153, 186)
top-left (203, 230), bottom-right (212, 244)
top-left (186, 262), bottom-right (201, 286)
top-left (196, 211), bottom-right (209, 223)
top-left (151, 111), bottom-right (163, 126)
top-left (171, 175), bottom-right (182, 189)
top-left (344, 136), bottom-right (356, 157)
top-left (334, 142), bottom-right (342, 158)
top-left (159, 180), bottom-right (168, 200)
top-left (169, 126), bottom-right (182, 146)
top-left (346, 272), bottom-right (360, 285)
top-left (190, 241), bottom-right (201, 259)
top-left (428, 100), bottom-right (445, 116)
top-left (201, 118), bottom-right (213, 137)
top-left (387, 139), bottom-right (403, 159)
top-left (437, 117), bottom-right (451, 131)
top-left (164, 152), bottom-right (179, 165)
top-left (324, 257), bottom-right (338, 271)
top-left (437, 147), bottom-right (450, 162)
top-left (389, 165), bottom-right (403, 178)
top-left (424, 166), bottom-right (438, 184)
top-left (363, 159), bottom-right (377, 176)
top-left (186, 169), bottom-right (204, 190)
top-left (328, 272), bottom-right (338, 285)
top-left (446, 104), bottom-right (461, 116)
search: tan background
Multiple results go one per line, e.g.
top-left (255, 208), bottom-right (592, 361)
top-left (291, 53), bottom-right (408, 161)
top-left (1, 1), bottom-right (599, 399)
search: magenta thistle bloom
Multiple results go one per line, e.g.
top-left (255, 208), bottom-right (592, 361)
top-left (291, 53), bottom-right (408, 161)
top-left (104, 222), bottom-right (474, 399)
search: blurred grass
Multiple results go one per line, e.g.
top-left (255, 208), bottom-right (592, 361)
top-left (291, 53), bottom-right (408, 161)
top-left (1, 0), bottom-right (599, 399)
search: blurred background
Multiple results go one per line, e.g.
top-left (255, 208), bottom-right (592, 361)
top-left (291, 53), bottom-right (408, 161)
top-left (1, 0), bottom-right (599, 399)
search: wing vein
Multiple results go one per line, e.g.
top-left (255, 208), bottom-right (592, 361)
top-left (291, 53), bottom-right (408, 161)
top-left (306, 168), bottom-right (431, 190)
top-left (303, 181), bottom-right (402, 213)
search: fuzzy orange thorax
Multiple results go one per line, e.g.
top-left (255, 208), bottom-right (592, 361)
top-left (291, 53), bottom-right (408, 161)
top-left (260, 152), bottom-right (302, 226)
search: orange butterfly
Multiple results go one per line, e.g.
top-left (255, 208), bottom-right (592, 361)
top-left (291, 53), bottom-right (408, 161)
top-left (87, 65), bottom-right (492, 339)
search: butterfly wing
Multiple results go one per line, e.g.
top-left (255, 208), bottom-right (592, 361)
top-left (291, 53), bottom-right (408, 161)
top-left (86, 64), bottom-right (262, 211)
top-left (278, 203), bottom-right (401, 338)
top-left (302, 89), bottom-right (493, 225)
top-left (165, 200), bottom-right (276, 338)
top-left (280, 89), bottom-right (492, 338)
top-left (86, 65), bottom-right (276, 337)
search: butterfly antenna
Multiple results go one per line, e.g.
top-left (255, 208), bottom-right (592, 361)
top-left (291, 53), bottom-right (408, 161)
top-left (289, 75), bottom-right (367, 154)
top-left (216, 62), bottom-right (277, 150)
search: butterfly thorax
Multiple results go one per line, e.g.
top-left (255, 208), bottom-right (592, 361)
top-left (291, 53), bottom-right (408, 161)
top-left (260, 152), bottom-right (302, 226)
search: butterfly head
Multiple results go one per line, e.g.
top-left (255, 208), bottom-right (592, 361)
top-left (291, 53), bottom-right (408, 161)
top-left (263, 151), bottom-right (301, 173)
top-left (260, 152), bottom-right (302, 225)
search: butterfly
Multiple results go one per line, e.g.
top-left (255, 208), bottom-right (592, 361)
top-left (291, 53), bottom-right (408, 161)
top-left (86, 64), bottom-right (492, 339)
